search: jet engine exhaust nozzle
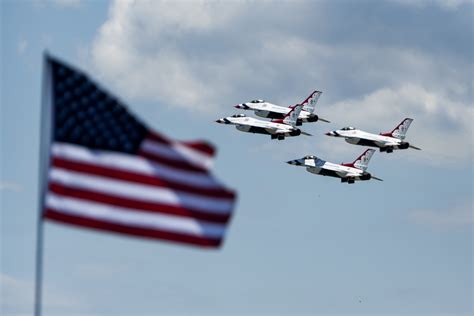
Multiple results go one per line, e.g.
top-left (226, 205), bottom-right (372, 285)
top-left (398, 142), bottom-right (410, 149)
top-left (289, 129), bottom-right (302, 137)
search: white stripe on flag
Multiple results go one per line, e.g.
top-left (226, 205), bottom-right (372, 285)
top-left (49, 168), bottom-right (233, 214)
top-left (46, 193), bottom-right (226, 238)
top-left (141, 139), bottom-right (214, 170)
top-left (51, 142), bottom-right (223, 188)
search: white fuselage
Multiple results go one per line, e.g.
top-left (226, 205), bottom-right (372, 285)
top-left (239, 102), bottom-right (314, 121)
top-left (216, 115), bottom-right (299, 138)
top-left (287, 156), bottom-right (373, 183)
top-left (304, 158), bottom-right (365, 179)
top-left (327, 128), bottom-right (408, 151)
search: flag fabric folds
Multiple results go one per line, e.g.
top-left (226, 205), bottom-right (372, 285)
top-left (42, 56), bottom-right (236, 248)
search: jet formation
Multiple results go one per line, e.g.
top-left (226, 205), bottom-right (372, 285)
top-left (216, 90), bottom-right (327, 140)
top-left (216, 104), bottom-right (312, 140)
top-left (216, 89), bottom-right (420, 183)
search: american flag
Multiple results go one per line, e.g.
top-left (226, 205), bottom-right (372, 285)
top-left (41, 56), bottom-right (236, 248)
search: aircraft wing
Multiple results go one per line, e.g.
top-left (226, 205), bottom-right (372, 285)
top-left (267, 104), bottom-right (290, 114)
top-left (252, 103), bottom-right (288, 114)
top-left (269, 128), bottom-right (291, 134)
top-left (235, 117), bottom-right (269, 129)
top-left (246, 118), bottom-right (269, 128)
top-left (355, 133), bottom-right (398, 147)
top-left (373, 140), bottom-right (396, 147)
top-left (359, 133), bottom-right (386, 142)
top-left (345, 172), bottom-right (361, 178)
top-left (236, 118), bottom-right (288, 134)
top-left (320, 163), bottom-right (351, 177)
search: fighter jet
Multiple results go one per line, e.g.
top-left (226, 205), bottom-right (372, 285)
top-left (234, 90), bottom-right (329, 126)
top-left (287, 149), bottom-right (382, 184)
top-left (325, 118), bottom-right (421, 153)
top-left (215, 104), bottom-right (311, 140)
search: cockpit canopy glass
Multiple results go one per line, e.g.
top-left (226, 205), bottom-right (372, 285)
top-left (250, 99), bottom-right (264, 103)
top-left (341, 126), bottom-right (355, 131)
top-left (231, 114), bottom-right (246, 118)
top-left (304, 155), bottom-right (316, 160)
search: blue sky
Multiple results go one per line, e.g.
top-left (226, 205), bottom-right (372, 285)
top-left (1, 0), bottom-right (473, 315)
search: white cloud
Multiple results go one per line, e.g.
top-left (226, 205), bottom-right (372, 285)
top-left (91, 0), bottom-right (246, 111)
top-left (409, 203), bottom-right (473, 230)
top-left (90, 0), bottom-right (473, 165)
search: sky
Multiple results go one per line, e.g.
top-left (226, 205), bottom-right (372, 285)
top-left (1, 0), bottom-right (473, 315)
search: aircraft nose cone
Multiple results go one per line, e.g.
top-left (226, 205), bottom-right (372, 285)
top-left (286, 160), bottom-right (299, 165)
top-left (215, 119), bottom-right (223, 124)
top-left (325, 131), bottom-right (334, 136)
top-left (235, 103), bottom-right (249, 109)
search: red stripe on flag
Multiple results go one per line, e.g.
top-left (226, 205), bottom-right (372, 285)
top-left (51, 157), bottom-right (235, 199)
top-left (146, 132), bottom-right (171, 145)
top-left (138, 150), bottom-right (208, 173)
top-left (147, 132), bottom-right (215, 157)
top-left (49, 183), bottom-right (232, 224)
top-left (180, 141), bottom-right (215, 156)
top-left (44, 209), bottom-right (222, 247)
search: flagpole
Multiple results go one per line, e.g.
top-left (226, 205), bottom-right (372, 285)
top-left (35, 52), bottom-right (52, 316)
top-left (34, 207), bottom-right (45, 316)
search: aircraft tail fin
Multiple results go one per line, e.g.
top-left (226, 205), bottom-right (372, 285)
top-left (283, 104), bottom-right (303, 127)
top-left (380, 118), bottom-right (414, 140)
top-left (343, 149), bottom-right (375, 171)
top-left (301, 90), bottom-right (322, 113)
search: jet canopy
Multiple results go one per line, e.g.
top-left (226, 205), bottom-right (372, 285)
top-left (341, 126), bottom-right (355, 131)
top-left (231, 114), bottom-right (246, 118)
top-left (250, 99), bottom-right (264, 103)
top-left (304, 155), bottom-right (317, 160)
